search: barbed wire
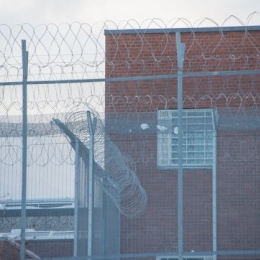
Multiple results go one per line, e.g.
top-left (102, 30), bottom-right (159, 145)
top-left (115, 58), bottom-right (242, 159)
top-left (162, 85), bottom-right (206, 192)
top-left (0, 14), bottom-right (260, 215)
top-left (50, 105), bottom-right (147, 217)
top-left (0, 13), bottom-right (259, 80)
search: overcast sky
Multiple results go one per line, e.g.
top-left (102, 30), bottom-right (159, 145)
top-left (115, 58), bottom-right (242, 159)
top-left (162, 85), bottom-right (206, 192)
top-left (0, 0), bottom-right (259, 27)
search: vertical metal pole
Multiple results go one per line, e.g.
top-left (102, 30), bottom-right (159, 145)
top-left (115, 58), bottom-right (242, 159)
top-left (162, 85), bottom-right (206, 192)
top-left (212, 129), bottom-right (217, 260)
top-left (74, 138), bottom-right (80, 257)
top-left (87, 111), bottom-right (97, 258)
top-left (176, 32), bottom-right (185, 260)
top-left (117, 201), bottom-right (120, 260)
top-left (20, 39), bottom-right (28, 260)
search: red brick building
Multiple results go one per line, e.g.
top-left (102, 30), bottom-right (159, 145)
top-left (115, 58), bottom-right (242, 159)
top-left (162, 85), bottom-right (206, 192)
top-left (105, 26), bottom-right (260, 259)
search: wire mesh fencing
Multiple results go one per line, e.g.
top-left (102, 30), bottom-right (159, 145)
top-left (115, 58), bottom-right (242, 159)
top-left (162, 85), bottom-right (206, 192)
top-left (0, 13), bottom-right (260, 260)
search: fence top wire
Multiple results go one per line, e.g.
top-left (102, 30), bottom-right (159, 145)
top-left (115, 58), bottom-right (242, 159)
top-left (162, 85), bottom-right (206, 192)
top-left (0, 13), bottom-right (260, 83)
top-left (0, 15), bottom-right (259, 115)
top-left (0, 15), bottom-right (260, 132)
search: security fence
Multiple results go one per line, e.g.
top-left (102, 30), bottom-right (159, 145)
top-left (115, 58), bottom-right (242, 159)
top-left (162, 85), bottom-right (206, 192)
top-left (0, 14), bottom-right (260, 260)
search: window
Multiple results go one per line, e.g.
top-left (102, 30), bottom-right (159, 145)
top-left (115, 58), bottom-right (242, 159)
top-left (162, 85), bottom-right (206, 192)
top-left (157, 109), bottom-right (216, 169)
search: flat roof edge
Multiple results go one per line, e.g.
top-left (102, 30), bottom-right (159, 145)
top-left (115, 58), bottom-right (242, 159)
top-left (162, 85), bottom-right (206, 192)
top-left (104, 25), bottom-right (260, 35)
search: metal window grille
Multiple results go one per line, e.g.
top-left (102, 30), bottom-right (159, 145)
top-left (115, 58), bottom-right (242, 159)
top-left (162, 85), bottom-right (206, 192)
top-left (157, 109), bottom-right (215, 168)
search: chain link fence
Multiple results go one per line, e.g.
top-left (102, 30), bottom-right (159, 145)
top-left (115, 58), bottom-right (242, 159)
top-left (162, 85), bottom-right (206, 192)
top-left (0, 13), bottom-right (260, 260)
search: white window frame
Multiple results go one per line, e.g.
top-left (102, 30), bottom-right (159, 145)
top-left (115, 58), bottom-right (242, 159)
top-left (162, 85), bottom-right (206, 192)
top-left (157, 109), bottom-right (216, 169)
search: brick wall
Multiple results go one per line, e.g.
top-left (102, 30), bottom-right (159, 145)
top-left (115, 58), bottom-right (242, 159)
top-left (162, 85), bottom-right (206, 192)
top-left (105, 28), bottom-right (260, 255)
top-left (26, 239), bottom-right (73, 258)
top-left (0, 238), bottom-right (40, 259)
top-left (0, 238), bottom-right (73, 259)
top-left (105, 29), bottom-right (260, 112)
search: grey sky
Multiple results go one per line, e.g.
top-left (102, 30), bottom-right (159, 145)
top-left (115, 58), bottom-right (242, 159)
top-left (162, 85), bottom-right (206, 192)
top-left (0, 0), bottom-right (259, 26)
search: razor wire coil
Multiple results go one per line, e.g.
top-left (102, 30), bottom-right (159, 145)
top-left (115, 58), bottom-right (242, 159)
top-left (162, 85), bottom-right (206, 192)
top-left (0, 14), bottom-right (260, 215)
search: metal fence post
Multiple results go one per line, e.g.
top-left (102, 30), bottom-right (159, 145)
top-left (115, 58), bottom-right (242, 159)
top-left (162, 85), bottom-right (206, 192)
top-left (87, 111), bottom-right (97, 258)
top-left (213, 128), bottom-right (217, 260)
top-left (20, 39), bottom-right (28, 260)
top-left (74, 138), bottom-right (80, 257)
top-left (176, 32), bottom-right (185, 260)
